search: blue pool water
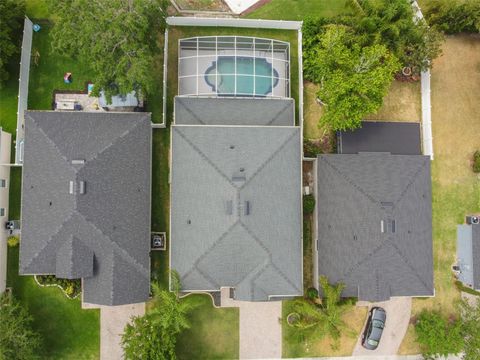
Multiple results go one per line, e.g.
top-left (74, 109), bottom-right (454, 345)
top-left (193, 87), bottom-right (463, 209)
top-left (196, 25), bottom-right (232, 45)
top-left (205, 56), bottom-right (279, 96)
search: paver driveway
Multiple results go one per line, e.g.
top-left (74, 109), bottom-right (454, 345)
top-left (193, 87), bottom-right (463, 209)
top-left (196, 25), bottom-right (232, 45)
top-left (100, 303), bottom-right (145, 360)
top-left (353, 297), bottom-right (412, 356)
top-left (221, 288), bottom-right (282, 359)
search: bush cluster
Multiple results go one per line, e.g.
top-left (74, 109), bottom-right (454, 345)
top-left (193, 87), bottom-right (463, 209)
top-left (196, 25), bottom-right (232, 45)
top-left (7, 235), bottom-right (19, 247)
top-left (303, 194), bottom-right (316, 215)
top-left (473, 151), bottom-right (480, 173)
top-left (424, 0), bottom-right (480, 34)
top-left (36, 275), bottom-right (81, 298)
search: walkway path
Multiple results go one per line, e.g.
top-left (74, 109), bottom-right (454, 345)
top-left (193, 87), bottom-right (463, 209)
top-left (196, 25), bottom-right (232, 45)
top-left (220, 288), bottom-right (282, 359)
top-left (353, 297), bottom-right (412, 356)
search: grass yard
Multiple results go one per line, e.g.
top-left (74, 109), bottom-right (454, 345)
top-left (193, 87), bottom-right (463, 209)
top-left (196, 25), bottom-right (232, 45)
top-left (28, 24), bottom-right (93, 110)
top-left (7, 247), bottom-right (100, 359)
top-left (282, 300), bottom-right (368, 358)
top-left (365, 80), bottom-right (421, 122)
top-left (246, 0), bottom-right (350, 20)
top-left (399, 34), bottom-right (480, 354)
top-left (176, 294), bottom-right (239, 360)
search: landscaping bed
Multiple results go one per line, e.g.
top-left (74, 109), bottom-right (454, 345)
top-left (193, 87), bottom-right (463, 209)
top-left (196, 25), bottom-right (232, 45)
top-left (172, 0), bottom-right (230, 12)
top-left (35, 275), bottom-right (82, 299)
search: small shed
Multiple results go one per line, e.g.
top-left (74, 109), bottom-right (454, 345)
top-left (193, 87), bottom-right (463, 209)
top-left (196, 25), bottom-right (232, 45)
top-left (99, 91), bottom-right (139, 111)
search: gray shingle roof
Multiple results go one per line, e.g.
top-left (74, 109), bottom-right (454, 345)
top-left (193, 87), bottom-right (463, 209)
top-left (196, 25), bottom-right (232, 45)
top-left (338, 121), bottom-right (421, 155)
top-left (316, 153), bottom-right (433, 302)
top-left (171, 125), bottom-right (302, 301)
top-left (473, 225), bottom-right (480, 289)
top-left (20, 111), bottom-right (152, 306)
top-left (174, 97), bottom-right (294, 126)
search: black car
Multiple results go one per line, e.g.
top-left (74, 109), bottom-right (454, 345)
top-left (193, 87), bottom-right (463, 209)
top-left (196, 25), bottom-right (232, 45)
top-left (361, 307), bottom-right (386, 350)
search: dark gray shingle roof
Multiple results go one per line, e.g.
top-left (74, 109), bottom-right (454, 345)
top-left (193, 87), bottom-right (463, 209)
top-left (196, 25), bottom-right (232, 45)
top-left (174, 97), bottom-right (294, 126)
top-left (316, 153), bottom-right (433, 302)
top-left (338, 121), bottom-right (421, 155)
top-left (171, 125), bottom-right (302, 301)
top-left (20, 111), bottom-right (152, 306)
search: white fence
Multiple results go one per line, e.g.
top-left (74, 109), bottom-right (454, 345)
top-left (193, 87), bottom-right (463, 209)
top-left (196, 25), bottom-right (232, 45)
top-left (15, 17), bottom-right (33, 165)
top-left (411, 1), bottom-right (434, 160)
top-left (166, 16), bottom-right (302, 30)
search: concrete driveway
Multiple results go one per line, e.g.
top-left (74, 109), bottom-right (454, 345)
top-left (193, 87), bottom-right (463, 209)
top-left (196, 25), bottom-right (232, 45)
top-left (100, 303), bottom-right (145, 360)
top-left (353, 297), bottom-right (412, 356)
top-left (221, 288), bottom-right (282, 359)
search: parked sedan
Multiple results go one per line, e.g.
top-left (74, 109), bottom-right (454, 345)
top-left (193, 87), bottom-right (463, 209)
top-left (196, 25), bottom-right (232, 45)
top-left (361, 307), bottom-right (387, 350)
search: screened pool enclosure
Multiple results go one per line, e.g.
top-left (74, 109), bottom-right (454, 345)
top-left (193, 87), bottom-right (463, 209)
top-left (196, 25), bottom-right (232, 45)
top-left (178, 36), bottom-right (290, 98)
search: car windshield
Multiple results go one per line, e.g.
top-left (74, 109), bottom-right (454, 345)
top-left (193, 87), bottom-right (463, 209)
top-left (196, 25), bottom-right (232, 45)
top-left (372, 319), bottom-right (384, 328)
top-left (368, 339), bottom-right (379, 346)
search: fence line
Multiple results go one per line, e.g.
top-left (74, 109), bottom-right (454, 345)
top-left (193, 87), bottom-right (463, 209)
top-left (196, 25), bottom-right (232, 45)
top-left (15, 17), bottom-right (33, 165)
top-left (166, 16), bottom-right (302, 30)
top-left (411, 1), bottom-right (434, 160)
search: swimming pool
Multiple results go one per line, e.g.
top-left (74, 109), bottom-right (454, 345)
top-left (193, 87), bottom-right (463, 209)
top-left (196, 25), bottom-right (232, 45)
top-left (204, 56), bottom-right (280, 96)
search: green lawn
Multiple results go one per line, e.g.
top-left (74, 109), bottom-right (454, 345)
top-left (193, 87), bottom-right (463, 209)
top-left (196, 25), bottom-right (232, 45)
top-left (28, 24), bottom-right (93, 110)
top-left (245, 0), bottom-right (350, 20)
top-left (176, 294), bottom-right (239, 360)
top-left (7, 247), bottom-right (100, 359)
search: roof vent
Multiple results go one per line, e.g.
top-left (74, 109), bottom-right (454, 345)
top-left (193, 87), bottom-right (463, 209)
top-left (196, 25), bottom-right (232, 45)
top-left (244, 201), bottom-right (250, 215)
top-left (79, 181), bottom-right (86, 194)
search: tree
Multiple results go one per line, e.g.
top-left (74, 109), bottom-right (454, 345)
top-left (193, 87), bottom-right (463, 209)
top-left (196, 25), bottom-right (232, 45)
top-left (0, 0), bottom-right (25, 87)
top-left (0, 293), bottom-right (42, 360)
top-left (288, 276), bottom-right (354, 349)
top-left (122, 274), bottom-right (196, 360)
top-left (414, 309), bottom-right (463, 359)
top-left (47, 0), bottom-right (168, 102)
top-left (424, 0), bottom-right (480, 34)
top-left (304, 25), bottom-right (400, 131)
top-left (343, 0), bottom-right (444, 71)
top-left (458, 299), bottom-right (480, 360)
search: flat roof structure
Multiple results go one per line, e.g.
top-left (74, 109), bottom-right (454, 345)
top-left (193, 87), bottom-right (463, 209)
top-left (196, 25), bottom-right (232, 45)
top-left (316, 153), bottom-right (433, 302)
top-left (20, 111), bottom-right (152, 306)
top-left (174, 97), bottom-right (294, 126)
top-left (457, 223), bottom-right (480, 290)
top-left (178, 36), bottom-right (290, 98)
top-left (338, 121), bottom-right (422, 155)
top-left (170, 123), bottom-right (302, 301)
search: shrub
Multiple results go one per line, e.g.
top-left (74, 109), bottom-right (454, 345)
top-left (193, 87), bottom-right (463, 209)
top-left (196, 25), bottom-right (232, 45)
top-left (473, 151), bottom-right (480, 173)
top-left (7, 235), bottom-right (19, 247)
top-left (306, 287), bottom-right (319, 300)
top-left (303, 194), bottom-right (316, 215)
top-left (424, 0), bottom-right (480, 34)
top-left (414, 310), bottom-right (463, 358)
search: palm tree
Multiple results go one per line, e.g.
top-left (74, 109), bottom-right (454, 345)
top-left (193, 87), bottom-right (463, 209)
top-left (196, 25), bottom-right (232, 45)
top-left (289, 276), bottom-right (353, 349)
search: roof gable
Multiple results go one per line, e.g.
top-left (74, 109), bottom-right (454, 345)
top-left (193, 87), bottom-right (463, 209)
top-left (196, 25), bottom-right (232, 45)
top-left (171, 125), bottom-right (302, 301)
top-left (316, 153), bottom-right (433, 301)
top-left (20, 111), bottom-right (152, 306)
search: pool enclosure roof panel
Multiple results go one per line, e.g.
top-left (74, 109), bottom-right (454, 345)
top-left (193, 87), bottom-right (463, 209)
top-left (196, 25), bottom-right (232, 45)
top-left (178, 36), bottom-right (290, 98)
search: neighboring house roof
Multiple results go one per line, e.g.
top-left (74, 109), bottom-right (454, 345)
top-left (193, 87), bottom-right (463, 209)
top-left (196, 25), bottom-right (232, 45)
top-left (170, 125), bottom-right (302, 301)
top-left (20, 111), bottom-right (152, 306)
top-left (457, 224), bottom-right (480, 290)
top-left (338, 121), bottom-right (422, 155)
top-left (174, 97), bottom-right (294, 126)
top-left (99, 91), bottom-right (138, 108)
top-left (316, 153), bottom-right (433, 302)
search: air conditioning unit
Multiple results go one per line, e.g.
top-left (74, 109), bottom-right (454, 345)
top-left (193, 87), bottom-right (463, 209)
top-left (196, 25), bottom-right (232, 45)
top-left (467, 216), bottom-right (479, 225)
